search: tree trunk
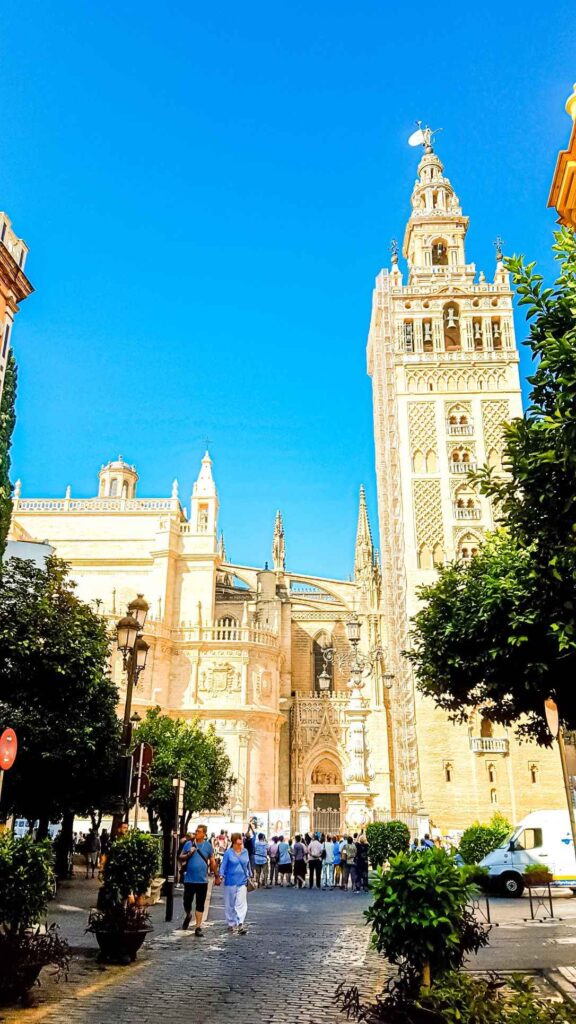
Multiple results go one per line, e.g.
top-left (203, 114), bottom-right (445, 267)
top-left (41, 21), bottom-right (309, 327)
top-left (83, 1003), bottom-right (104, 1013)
top-left (148, 807), bottom-right (159, 834)
top-left (90, 809), bottom-right (103, 831)
top-left (55, 811), bottom-right (75, 879)
top-left (36, 814), bottom-right (50, 841)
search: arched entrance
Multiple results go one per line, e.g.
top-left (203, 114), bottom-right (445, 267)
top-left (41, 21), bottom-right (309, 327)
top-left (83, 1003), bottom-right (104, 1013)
top-left (309, 755), bottom-right (343, 834)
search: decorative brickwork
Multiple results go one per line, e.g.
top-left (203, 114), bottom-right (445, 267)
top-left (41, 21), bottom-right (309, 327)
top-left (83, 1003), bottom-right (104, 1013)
top-left (413, 479), bottom-right (443, 550)
top-left (408, 402), bottom-right (437, 456)
top-left (481, 399), bottom-right (510, 454)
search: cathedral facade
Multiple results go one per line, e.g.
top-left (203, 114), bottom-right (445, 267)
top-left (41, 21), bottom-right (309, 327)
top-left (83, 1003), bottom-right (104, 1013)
top-left (9, 139), bottom-right (566, 833)
top-left (10, 454), bottom-right (390, 831)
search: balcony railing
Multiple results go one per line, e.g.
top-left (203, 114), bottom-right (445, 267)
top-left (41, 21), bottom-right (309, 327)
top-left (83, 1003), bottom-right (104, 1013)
top-left (447, 423), bottom-right (474, 436)
top-left (450, 462), bottom-right (477, 474)
top-left (470, 737), bottom-right (509, 754)
top-left (453, 507), bottom-right (481, 520)
top-left (173, 624), bottom-right (278, 647)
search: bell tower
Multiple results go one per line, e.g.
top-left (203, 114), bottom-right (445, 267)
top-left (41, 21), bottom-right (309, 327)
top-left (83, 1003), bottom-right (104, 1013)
top-left (367, 128), bottom-right (523, 819)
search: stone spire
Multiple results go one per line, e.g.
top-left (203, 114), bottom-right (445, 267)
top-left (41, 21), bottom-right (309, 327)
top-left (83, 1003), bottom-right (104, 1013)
top-left (272, 510), bottom-right (286, 571)
top-left (191, 450), bottom-right (218, 540)
top-left (218, 531), bottom-right (228, 561)
top-left (354, 485), bottom-right (374, 582)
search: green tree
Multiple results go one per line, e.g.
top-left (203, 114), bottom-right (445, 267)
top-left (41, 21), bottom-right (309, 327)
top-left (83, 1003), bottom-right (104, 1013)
top-left (133, 708), bottom-right (234, 868)
top-left (0, 352), bottom-right (17, 557)
top-left (458, 813), bottom-right (511, 865)
top-left (365, 821), bottom-right (410, 867)
top-left (0, 556), bottom-right (122, 841)
top-left (408, 230), bottom-right (576, 743)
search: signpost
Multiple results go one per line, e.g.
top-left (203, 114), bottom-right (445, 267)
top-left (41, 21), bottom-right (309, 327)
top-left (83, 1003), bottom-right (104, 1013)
top-left (131, 742), bottom-right (153, 828)
top-left (165, 775), bottom-right (185, 923)
top-left (0, 728), bottom-right (17, 805)
top-left (545, 698), bottom-right (576, 854)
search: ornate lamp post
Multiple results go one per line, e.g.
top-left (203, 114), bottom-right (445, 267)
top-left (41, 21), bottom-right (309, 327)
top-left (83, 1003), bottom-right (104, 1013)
top-left (319, 611), bottom-right (391, 829)
top-left (112, 595), bottom-right (150, 834)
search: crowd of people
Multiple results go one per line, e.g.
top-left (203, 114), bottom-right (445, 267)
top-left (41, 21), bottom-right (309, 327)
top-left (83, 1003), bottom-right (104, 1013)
top-left (178, 824), bottom-right (372, 937)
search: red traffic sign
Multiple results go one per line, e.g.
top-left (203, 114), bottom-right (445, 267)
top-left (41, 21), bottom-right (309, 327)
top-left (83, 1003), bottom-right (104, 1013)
top-left (0, 728), bottom-right (17, 770)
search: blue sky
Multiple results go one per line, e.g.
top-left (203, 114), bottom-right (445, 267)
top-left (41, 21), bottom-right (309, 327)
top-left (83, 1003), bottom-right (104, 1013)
top-left (1, 2), bottom-right (574, 579)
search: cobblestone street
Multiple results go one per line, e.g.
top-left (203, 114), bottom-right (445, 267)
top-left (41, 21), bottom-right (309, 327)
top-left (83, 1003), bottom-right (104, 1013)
top-left (3, 884), bottom-right (576, 1023)
top-left (0, 888), bottom-right (382, 1024)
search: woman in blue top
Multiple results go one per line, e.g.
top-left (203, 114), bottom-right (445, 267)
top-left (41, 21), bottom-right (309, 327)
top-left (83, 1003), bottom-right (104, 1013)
top-left (276, 835), bottom-right (293, 886)
top-left (220, 832), bottom-right (252, 934)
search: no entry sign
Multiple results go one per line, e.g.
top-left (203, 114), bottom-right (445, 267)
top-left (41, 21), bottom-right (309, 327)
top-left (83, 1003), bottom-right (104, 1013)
top-left (0, 728), bottom-right (17, 770)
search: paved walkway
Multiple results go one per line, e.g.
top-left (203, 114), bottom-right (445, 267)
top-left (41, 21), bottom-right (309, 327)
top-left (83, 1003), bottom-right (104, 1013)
top-left (3, 883), bottom-right (576, 1022)
top-left (0, 886), bottom-right (381, 1024)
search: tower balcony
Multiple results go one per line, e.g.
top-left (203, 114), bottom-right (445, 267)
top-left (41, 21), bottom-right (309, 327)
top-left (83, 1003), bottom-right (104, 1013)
top-left (450, 462), bottom-right (477, 474)
top-left (447, 423), bottom-right (474, 436)
top-left (470, 737), bottom-right (509, 754)
top-left (453, 506), bottom-right (481, 520)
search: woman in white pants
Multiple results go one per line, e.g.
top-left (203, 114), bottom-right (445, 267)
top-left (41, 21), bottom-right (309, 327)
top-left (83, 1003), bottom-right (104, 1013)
top-left (219, 832), bottom-right (252, 934)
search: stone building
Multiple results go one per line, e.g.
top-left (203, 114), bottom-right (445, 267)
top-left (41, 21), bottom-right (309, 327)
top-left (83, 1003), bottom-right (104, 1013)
top-left (0, 211), bottom-right (32, 402)
top-left (8, 135), bottom-right (567, 833)
top-left (10, 454), bottom-right (391, 831)
top-left (367, 129), bottom-right (564, 829)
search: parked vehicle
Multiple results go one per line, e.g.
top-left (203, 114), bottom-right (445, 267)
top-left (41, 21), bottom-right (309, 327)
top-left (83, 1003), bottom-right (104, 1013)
top-left (480, 809), bottom-right (576, 897)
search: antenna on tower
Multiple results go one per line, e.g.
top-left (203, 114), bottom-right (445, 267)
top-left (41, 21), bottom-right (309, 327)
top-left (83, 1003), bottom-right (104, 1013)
top-left (408, 121), bottom-right (443, 153)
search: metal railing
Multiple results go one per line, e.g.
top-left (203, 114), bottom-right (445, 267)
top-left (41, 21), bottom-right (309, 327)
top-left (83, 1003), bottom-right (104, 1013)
top-left (450, 462), bottom-right (477, 474)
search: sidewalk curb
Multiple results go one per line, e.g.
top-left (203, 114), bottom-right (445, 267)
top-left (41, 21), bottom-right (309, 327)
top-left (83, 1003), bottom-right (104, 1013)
top-left (544, 968), bottom-right (576, 1006)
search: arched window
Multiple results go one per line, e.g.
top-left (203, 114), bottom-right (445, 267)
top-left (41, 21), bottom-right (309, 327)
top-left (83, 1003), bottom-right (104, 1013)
top-left (530, 764), bottom-right (539, 785)
top-left (425, 450), bottom-right (437, 473)
top-left (403, 320), bottom-right (414, 352)
top-left (480, 717), bottom-right (493, 738)
top-left (490, 789), bottom-right (498, 805)
top-left (217, 616), bottom-right (238, 640)
top-left (432, 543), bottom-right (444, 566)
top-left (444, 761), bottom-right (452, 783)
top-left (443, 302), bottom-right (461, 351)
top-left (423, 320), bottom-right (433, 352)
top-left (109, 478), bottom-right (119, 497)
top-left (473, 319), bottom-right (483, 350)
top-left (487, 763), bottom-right (496, 784)
top-left (121, 481), bottom-right (128, 498)
top-left (413, 450), bottom-right (425, 473)
top-left (492, 319), bottom-right (502, 350)
top-left (487, 448), bottom-right (501, 470)
top-left (459, 533), bottom-right (480, 560)
top-left (432, 239), bottom-right (448, 266)
top-left (313, 632), bottom-right (333, 693)
top-left (198, 504), bottom-right (209, 532)
top-left (418, 545), bottom-right (432, 569)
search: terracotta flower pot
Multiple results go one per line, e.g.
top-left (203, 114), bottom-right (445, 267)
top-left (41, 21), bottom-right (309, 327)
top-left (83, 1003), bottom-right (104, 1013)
top-left (0, 964), bottom-right (43, 1005)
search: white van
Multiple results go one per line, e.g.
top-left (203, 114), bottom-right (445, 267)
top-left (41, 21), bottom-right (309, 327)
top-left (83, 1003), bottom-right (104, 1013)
top-left (480, 809), bottom-right (576, 896)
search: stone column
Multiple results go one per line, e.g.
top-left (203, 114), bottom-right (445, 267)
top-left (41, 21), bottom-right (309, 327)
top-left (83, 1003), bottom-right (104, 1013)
top-left (342, 677), bottom-right (372, 829)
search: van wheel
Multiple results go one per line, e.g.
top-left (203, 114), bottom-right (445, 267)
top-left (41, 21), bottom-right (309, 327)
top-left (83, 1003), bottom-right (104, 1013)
top-left (500, 873), bottom-right (524, 897)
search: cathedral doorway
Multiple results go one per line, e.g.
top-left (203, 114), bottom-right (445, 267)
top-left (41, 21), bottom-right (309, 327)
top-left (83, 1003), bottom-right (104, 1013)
top-left (309, 756), bottom-right (343, 833)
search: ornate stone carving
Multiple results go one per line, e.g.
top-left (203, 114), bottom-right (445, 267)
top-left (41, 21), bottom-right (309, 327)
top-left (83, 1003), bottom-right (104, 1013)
top-left (413, 479), bottom-right (443, 550)
top-left (408, 402), bottom-right (437, 455)
top-left (481, 399), bottom-right (509, 454)
top-left (199, 662), bottom-right (241, 694)
top-left (252, 665), bottom-right (273, 702)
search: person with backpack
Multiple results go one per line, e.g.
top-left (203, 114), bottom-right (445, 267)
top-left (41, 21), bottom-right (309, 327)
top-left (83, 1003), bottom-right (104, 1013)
top-left (307, 834), bottom-right (323, 888)
top-left (179, 824), bottom-right (221, 936)
top-left (83, 829), bottom-right (101, 879)
top-left (276, 835), bottom-right (293, 886)
top-left (268, 835), bottom-right (280, 886)
top-left (341, 836), bottom-right (357, 890)
top-left (220, 831), bottom-right (253, 934)
top-left (253, 833), bottom-right (269, 888)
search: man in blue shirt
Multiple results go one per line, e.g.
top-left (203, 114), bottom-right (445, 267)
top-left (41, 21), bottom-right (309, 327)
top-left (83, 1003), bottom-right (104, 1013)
top-left (179, 824), bottom-right (221, 936)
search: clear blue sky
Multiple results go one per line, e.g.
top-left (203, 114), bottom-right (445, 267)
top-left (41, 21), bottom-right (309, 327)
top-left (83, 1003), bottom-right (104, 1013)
top-left (2, 2), bottom-right (574, 579)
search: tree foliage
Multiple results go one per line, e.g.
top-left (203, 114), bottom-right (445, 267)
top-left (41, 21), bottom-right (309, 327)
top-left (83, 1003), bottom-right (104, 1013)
top-left (458, 813), bottom-right (511, 865)
top-left (102, 830), bottom-right (161, 900)
top-left (409, 231), bottom-right (576, 742)
top-left (365, 820), bottom-right (410, 867)
top-left (133, 708), bottom-right (235, 832)
top-left (0, 834), bottom-right (54, 933)
top-left (0, 556), bottom-right (122, 828)
top-left (365, 849), bottom-right (489, 998)
top-left (0, 351), bottom-right (17, 557)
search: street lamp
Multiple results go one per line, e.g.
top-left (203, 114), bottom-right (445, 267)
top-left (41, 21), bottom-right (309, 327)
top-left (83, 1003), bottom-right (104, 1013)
top-left (128, 594), bottom-right (149, 629)
top-left (112, 594), bottom-right (150, 834)
top-left (345, 613), bottom-right (362, 648)
top-left (318, 668), bottom-right (331, 692)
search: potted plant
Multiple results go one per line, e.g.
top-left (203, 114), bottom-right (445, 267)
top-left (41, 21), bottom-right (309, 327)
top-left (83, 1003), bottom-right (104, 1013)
top-left (460, 863), bottom-right (491, 893)
top-left (523, 862), bottom-right (553, 886)
top-left (86, 830), bottom-right (160, 964)
top-left (0, 834), bottom-right (71, 1005)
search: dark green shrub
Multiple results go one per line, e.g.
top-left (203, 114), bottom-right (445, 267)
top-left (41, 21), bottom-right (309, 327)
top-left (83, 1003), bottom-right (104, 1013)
top-left (0, 834), bottom-right (54, 933)
top-left (365, 821), bottom-right (410, 867)
top-left (458, 813), bottom-right (511, 865)
top-left (365, 848), bottom-right (489, 997)
top-left (103, 830), bottom-right (161, 900)
top-left (460, 864), bottom-right (491, 892)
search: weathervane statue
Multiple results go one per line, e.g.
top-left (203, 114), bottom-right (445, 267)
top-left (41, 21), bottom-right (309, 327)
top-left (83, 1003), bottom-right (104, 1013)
top-left (408, 121), bottom-right (442, 153)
